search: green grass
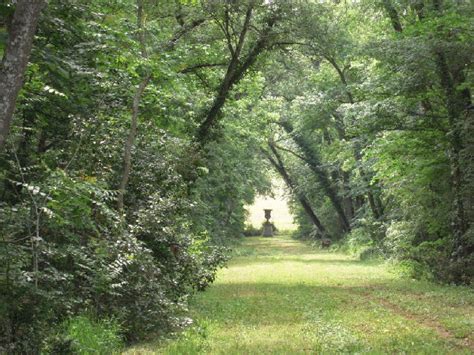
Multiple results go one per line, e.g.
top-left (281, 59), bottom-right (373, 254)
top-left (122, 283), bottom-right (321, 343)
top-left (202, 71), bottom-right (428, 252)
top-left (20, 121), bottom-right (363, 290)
top-left (66, 315), bottom-right (124, 354)
top-left (125, 235), bottom-right (474, 354)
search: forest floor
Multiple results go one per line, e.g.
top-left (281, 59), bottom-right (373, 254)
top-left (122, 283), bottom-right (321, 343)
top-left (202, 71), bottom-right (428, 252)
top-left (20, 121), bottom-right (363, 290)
top-left (125, 235), bottom-right (474, 354)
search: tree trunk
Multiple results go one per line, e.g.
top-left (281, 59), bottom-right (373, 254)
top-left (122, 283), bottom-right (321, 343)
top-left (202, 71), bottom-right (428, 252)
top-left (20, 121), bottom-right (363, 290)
top-left (196, 8), bottom-right (280, 144)
top-left (427, 0), bottom-right (473, 267)
top-left (117, 0), bottom-right (151, 212)
top-left (382, 0), bottom-right (403, 32)
top-left (117, 74), bottom-right (151, 212)
top-left (280, 120), bottom-right (351, 232)
top-left (328, 61), bottom-right (384, 220)
top-left (342, 170), bottom-right (355, 220)
top-left (383, 0), bottom-right (474, 267)
top-left (0, 0), bottom-right (45, 150)
top-left (117, 0), bottom-right (205, 210)
top-left (263, 144), bottom-right (329, 237)
top-left (435, 50), bottom-right (471, 257)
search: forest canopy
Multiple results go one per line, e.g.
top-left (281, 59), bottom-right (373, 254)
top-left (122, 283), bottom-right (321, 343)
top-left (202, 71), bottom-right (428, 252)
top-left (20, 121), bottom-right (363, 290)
top-left (0, 0), bottom-right (473, 352)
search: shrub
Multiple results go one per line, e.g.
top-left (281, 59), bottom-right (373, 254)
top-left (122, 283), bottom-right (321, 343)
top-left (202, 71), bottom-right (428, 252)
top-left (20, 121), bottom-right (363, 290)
top-left (359, 247), bottom-right (384, 261)
top-left (243, 224), bottom-right (262, 237)
top-left (0, 169), bottom-right (228, 351)
top-left (383, 221), bottom-right (416, 258)
top-left (47, 315), bottom-right (123, 354)
top-left (396, 260), bottom-right (434, 281)
top-left (343, 226), bottom-right (375, 255)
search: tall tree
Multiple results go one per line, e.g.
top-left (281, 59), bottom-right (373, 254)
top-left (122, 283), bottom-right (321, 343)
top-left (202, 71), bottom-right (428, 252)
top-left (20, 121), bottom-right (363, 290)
top-left (196, 2), bottom-right (282, 144)
top-left (263, 142), bottom-right (329, 237)
top-left (280, 119), bottom-right (351, 232)
top-left (117, 1), bottom-right (205, 211)
top-left (0, 0), bottom-right (45, 150)
top-left (117, 0), bottom-right (151, 212)
top-left (381, 0), bottom-right (473, 275)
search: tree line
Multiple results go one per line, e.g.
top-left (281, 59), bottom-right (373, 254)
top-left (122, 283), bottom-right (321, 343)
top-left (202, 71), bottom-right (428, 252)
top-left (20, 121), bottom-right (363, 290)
top-left (0, 0), bottom-right (472, 352)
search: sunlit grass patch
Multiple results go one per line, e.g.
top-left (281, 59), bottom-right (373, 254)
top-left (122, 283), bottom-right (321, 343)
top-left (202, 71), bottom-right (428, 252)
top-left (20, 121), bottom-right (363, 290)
top-left (124, 234), bottom-right (474, 354)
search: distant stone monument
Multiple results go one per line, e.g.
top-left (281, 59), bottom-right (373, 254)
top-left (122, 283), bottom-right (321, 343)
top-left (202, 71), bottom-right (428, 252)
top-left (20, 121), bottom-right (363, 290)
top-left (262, 209), bottom-right (274, 237)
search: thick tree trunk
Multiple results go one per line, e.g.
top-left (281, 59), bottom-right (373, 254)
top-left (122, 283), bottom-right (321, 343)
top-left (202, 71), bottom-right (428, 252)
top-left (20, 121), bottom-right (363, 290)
top-left (461, 108), bottom-right (474, 256)
top-left (0, 0), bottom-right (45, 150)
top-left (429, 0), bottom-right (473, 267)
top-left (263, 144), bottom-right (329, 237)
top-left (435, 51), bottom-right (472, 257)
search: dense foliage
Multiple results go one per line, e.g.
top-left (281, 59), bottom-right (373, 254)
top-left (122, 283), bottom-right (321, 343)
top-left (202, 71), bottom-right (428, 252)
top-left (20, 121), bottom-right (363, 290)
top-left (260, 0), bottom-right (473, 285)
top-left (0, 0), bottom-right (472, 352)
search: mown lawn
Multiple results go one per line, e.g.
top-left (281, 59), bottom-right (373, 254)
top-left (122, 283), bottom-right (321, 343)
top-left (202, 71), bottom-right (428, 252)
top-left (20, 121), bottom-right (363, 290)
top-left (125, 235), bottom-right (474, 354)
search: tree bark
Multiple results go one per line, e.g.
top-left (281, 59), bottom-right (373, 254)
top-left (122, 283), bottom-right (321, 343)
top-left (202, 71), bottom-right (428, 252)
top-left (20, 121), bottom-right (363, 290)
top-left (0, 0), bottom-right (45, 150)
top-left (427, 1), bottom-right (473, 269)
top-left (434, 49), bottom-right (471, 257)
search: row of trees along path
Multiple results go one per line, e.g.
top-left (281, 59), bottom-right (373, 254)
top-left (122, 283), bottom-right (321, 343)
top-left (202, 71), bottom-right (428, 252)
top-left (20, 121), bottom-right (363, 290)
top-left (1, 1), bottom-right (473, 353)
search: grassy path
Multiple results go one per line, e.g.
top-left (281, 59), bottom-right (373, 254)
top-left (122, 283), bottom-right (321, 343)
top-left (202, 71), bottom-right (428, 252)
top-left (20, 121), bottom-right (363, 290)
top-left (126, 235), bottom-right (474, 354)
